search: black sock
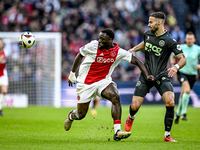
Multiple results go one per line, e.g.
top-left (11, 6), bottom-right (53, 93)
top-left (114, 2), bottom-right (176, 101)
top-left (164, 106), bottom-right (174, 131)
top-left (129, 105), bottom-right (139, 117)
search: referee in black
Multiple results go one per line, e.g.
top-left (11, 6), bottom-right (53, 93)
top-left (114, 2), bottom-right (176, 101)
top-left (124, 12), bottom-right (186, 142)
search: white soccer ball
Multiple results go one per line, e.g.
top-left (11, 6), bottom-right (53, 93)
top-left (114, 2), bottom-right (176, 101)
top-left (18, 32), bottom-right (35, 48)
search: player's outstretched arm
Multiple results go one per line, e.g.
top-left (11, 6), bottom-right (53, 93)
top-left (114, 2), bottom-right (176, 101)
top-left (168, 54), bottom-right (186, 77)
top-left (68, 53), bottom-right (84, 87)
top-left (128, 41), bottom-right (145, 53)
top-left (131, 55), bottom-right (154, 81)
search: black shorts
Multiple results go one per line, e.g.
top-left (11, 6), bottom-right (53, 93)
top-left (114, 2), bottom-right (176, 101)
top-left (177, 71), bottom-right (196, 89)
top-left (134, 74), bottom-right (174, 97)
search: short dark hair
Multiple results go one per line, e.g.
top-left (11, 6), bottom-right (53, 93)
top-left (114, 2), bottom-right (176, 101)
top-left (101, 28), bottom-right (115, 40)
top-left (150, 12), bottom-right (166, 20)
top-left (186, 31), bottom-right (194, 36)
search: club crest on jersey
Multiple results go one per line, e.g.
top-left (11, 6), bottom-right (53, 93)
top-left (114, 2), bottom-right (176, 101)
top-left (110, 51), bottom-right (116, 57)
top-left (136, 81), bottom-right (141, 87)
top-left (159, 40), bottom-right (165, 47)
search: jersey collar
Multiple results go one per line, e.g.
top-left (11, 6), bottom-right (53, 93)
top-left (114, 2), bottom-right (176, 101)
top-left (154, 29), bottom-right (167, 37)
top-left (99, 42), bottom-right (119, 51)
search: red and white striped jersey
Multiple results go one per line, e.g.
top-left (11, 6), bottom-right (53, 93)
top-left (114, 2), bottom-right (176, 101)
top-left (77, 40), bottom-right (132, 85)
top-left (0, 51), bottom-right (6, 77)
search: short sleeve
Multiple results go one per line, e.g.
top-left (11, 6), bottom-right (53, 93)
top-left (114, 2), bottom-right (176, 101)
top-left (118, 49), bottom-right (132, 62)
top-left (79, 40), bottom-right (98, 56)
top-left (170, 39), bottom-right (183, 57)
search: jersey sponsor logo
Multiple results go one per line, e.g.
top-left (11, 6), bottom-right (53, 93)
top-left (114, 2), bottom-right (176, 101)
top-left (159, 40), bottom-right (165, 47)
top-left (96, 57), bottom-right (114, 63)
top-left (145, 42), bottom-right (162, 56)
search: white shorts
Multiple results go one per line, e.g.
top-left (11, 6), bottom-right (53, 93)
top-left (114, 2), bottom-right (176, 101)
top-left (0, 69), bottom-right (8, 86)
top-left (76, 79), bottom-right (115, 103)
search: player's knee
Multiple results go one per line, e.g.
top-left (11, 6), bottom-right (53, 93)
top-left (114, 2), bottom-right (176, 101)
top-left (166, 99), bottom-right (174, 106)
top-left (184, 89), bottom-right (190, 95)
top-left (131, 102), bottom-right (140, 110)
top-left (111, 93), bottom-right (120, 102)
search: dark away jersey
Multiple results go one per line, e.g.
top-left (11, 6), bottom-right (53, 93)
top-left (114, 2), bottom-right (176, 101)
top-left (143, 30), bottom-right (183, 78)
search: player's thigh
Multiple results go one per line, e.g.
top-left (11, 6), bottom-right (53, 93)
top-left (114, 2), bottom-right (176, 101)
top-left (133, 77), bottom-right (152, 98)
top-left (1, 85), bottom-right (7, 94)
top-left (0, 74), bottom-right (8, 93)
top-left (162, 91), bottom-right (175, 106)
top-left (97, 79), bottom-right (118, 101)
top-left (101, 82), bottom-right (119, 102)
top-left (181, 81), bottom-right (191, 94)
top-left (131, 96), bottom-right (144, 110)
top-left (76, 83), bottom-right (96, 104)
top-left (158, 82), bottom-right (174, 106)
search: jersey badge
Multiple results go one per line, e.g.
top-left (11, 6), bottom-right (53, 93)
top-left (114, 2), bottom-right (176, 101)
top-left (136, 81), bottom-right (141, 87)
top-left (159, 40), bottom-right (165, 47)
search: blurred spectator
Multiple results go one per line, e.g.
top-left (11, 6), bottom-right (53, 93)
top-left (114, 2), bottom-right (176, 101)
top-left (0, 0), bottom-right (199, 82)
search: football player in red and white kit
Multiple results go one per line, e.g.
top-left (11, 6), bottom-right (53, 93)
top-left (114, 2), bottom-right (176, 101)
top-left (0, 39), bottom-right (8, 116)
top-left (64, 28), bottom-right (154, 141)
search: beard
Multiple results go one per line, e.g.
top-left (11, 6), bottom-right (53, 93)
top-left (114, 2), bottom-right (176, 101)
top-left (150, 25), bottom-right (158, 33)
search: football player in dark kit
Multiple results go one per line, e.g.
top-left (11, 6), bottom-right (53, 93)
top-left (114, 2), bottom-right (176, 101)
top-left (125, 12), bottom-right (186, 142)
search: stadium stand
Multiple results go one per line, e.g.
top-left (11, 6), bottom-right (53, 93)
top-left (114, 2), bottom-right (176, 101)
top-left (0, 0), bottom-right (199, 82)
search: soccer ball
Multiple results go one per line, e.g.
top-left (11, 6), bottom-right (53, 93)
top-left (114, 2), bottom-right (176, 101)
top-left (18, 32), bottom-right (35, 48)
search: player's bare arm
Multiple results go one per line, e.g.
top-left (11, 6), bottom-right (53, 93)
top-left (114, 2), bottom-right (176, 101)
top-left (128, 41), bottom-right (145, 53)
top-left (68, 53), bottom-right (84, 87)
top-left (170, 54), bottom-right (176, 66)
top-left (168, 54), bottom-right (186, 77)
top-left (131, 55), bottom-right (154, 81)
top-left (196, 64), bottom-right (200, 70)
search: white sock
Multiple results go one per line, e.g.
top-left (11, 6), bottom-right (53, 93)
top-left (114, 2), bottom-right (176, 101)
top-left (129, 114), bottom-right (135, 119)
top-left (165, 131), bottom-right (170, 138)
top-left (114, 124), bottom-right (121, 133)
top-left (0, 94), bottom-right (5, 110)
top-left (69, 109), bottom-right (79, 120)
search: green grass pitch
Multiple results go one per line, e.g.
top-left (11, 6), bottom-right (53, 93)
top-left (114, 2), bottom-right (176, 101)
top-left (0, 105), bottom-right (200, 150)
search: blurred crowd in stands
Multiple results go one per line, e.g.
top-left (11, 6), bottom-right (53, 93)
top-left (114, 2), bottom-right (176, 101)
top-left (0, 0), bottom-right (200, 82)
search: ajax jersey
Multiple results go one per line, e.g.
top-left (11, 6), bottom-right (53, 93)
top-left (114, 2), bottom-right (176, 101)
top-left (77, 40), bottom-right (132, 85)
top-left (0, 51), bottom-right (6, 77)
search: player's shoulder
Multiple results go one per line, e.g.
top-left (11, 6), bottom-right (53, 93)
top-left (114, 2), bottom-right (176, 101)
top-left (144, 30), bottom-right (154, 36)
top-left (86, 40), bottom-right (98, 48)
top-left (193, 44), bottom-right (200, 48)
top-left (164, 32), bottom-right (178, 44)
top-left (81, 40), bottom-right (98, 51)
